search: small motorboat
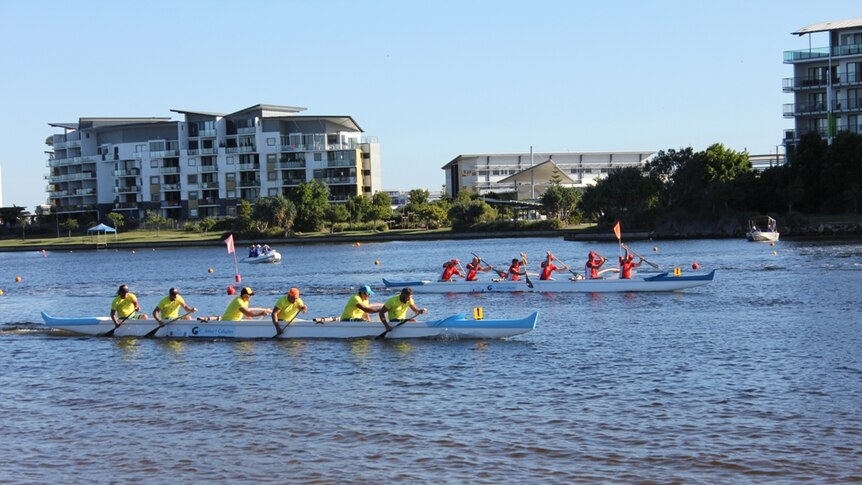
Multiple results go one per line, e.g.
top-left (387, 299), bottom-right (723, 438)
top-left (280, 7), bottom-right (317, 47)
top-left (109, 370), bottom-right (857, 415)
top-left (746, 216), bottom-right (779, 242)
top-left (241, 249), bottom-right (282, 263)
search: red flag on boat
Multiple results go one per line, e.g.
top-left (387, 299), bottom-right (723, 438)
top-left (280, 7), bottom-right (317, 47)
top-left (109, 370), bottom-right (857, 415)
top-left (613, 221), bottom-right (621, 241)
top-left (225, 234), bottom-right (235, 254)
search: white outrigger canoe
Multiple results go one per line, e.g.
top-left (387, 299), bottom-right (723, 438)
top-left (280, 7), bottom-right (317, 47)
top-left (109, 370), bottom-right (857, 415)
top-left (40, 312), bottom-right (537, 340)
top-left (383, 270), bottom-right (716, 293)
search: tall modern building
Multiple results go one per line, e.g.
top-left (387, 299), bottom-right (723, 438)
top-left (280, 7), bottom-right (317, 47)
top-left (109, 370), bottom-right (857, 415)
top-left (45, 104), bottom-right (381, 222)
top-left (783, 17), bottom-right (862, 154)
top-left (442, 151), bottom-right (653, 199)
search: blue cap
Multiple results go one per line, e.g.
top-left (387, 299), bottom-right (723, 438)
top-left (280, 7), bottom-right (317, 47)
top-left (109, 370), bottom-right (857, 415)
top-left (360, 285), bottom-right (374, 295)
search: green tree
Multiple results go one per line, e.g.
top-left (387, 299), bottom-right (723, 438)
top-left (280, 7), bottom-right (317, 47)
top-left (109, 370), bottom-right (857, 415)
top-left (252, 195), bottom-right (297, 232)
top-left (369, 192), bottom-right (394, 230)
top-left (407, 189), bottom-right (429, 206)
top-left (643, 147), bottom-right (696, 209)
top-left (579, 167), bottom-right (659, 227)
top-left (235, 200), bottom-right (254, 232)
top-left (106, 212), bottom-right (125, 233)
top-left (416, 203), bottom-right (448, 229)
top-left (346, 194), bottom-right (372, 228)
top-left (17, 213), bottom-right (29, 240)
top-left (145, 210), bottom-right (168, 235)
top-left (541, 185), bottom-right (580, 220)
top-left (288, 180), bottom-right (330, 232)
top-left (60, 218), bottom-right (79, 239)
top-left (200, 217), bottom-right (216, 233)
top-left (448, 194), bottom-right (497, 231)
top-left (324, 204), bottom-right (349, 233)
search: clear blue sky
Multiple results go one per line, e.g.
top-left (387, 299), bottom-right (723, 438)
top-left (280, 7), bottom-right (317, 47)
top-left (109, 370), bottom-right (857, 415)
top-left (1, 0), bottom-right (859, 211)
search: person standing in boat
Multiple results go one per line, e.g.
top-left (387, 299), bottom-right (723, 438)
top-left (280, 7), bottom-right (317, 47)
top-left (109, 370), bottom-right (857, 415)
top-left (585, 251), bottom-right (608, 279)
top-left (618, 250), bottom-right (643, 279)
top-left (271, 287), bottom-right (308, 332)
top-left (379, 287), bottom-right (427, 332)
top-left (465, 256), bottom-right (491, 281)
top-left (221, 287), bottom-right (272, 321)
top-left (152, 287), bottom-right (197, 324)
top-left (439, 259), bottom-right (463, 282)
top-left (539, 251), bottom-right (567, 280)
top-left (110, 284), bottom-right (149, 326)
top-left (340, 285), bottom-right (381, 322)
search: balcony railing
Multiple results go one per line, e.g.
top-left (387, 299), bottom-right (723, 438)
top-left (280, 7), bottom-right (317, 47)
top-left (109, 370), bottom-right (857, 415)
top-left (784, 42), bottom-right (862, 62)
top-left (114, 169), bottom-right (140, 177)
top-left (237, 127), bottom-right (256, 134)
top-left (238, 163), bottom-right (259, 171)
top-left (199, 164), bottom-right (219, 173)
top-left (198, 198), bottom-right (219, 206)
top-left (321, 176), bottom-right (357, 185)
top-left (200, 181), bottom-right (220, 189)
top-left (161, 184), bottom-right (181, 191)
top-left (327, 159), bottom-right (355, 168)
top-left (226, 146), bottom-right (256, 153)
top-left (187, 149), bottom-right (200, 156)
top-left (114, 185), bottom-right (142, 193)
top-left (282, 178), bottom-right (306, 186)
top-left (114, 202), bottom-right (139, 209)
top-left (49, 172), bottom-right (96, 183)
top-left (160, 166), bottom-right (180, 174)
top-left (161, 200), bottom-right (182, 208)
top-left (238, 178), bottom-right (260, 187)
top-left (278, 161), bottom-right (305, 169)
top-left (151, 149), bottom-right (179, 158)
top-left (783, 102), bottom-right (828, 117)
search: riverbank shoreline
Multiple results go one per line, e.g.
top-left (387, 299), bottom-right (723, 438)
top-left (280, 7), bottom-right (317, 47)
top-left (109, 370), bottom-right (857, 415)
top-left (2, 223), bottom-right (861, 253)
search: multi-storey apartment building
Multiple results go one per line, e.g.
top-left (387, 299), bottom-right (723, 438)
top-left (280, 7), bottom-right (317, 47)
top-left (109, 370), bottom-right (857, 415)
top-left (45, 104), bottom-right (380, 222)
top-left (442, 151), bottom-right (654, 199)
top-left (783, 17), bottom-right (862, 154)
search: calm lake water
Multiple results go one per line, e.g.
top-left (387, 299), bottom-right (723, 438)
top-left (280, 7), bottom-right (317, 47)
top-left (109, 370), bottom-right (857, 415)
top-left (1, 237), bottom-right (861, 483)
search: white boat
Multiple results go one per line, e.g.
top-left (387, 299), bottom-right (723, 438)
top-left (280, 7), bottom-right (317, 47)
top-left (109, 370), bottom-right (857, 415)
top-left (746, 216), bottom-right (779, 242)
top-left (40, 312), bottom-right (538, 340)
top-left (241, 250), bottom-right (282, 263)
top-left (383, 270), bottom-right (716, 293)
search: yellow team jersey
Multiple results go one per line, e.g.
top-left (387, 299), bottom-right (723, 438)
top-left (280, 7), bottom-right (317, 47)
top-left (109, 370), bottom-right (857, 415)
top-left (156, 295), bottom-right (186, 319)
top-left (340, 294), bottom-right (367, 321)
top-left (383, 295), bottom-right (413, 320)
top-left (111, 293), bottom-right (138, 319)
top-left (222, 296), bottom-right (249, 321)
top-left (274, 296), bottom-right (304, 322)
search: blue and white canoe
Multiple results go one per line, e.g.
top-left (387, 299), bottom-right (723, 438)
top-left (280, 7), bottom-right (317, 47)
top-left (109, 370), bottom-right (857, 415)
top-left (383, 270), bottom-right (716, 293)
top-left (40, 312), bottom-right (538, 340)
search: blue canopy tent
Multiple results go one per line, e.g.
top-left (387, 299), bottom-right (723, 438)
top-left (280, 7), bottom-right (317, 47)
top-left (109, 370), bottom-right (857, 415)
top-left (87, 223), bottom-right (117, 245)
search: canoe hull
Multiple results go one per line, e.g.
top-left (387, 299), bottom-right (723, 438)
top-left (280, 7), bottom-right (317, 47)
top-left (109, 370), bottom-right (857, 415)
top-left (746, 231), bottom-right (779, 242)
top-left (40, 312), bottom-right (537, 340)
top-left (383, 270), bottom-right (716, 293)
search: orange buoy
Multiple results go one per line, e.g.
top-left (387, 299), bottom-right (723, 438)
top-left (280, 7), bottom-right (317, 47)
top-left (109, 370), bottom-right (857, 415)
top-left (0, 289), bottom-right (4, 296)
top-left (652, 246), bottom-right (658, 252)
top-left (208, 268), bottom-right (214, 273)
top-left (374, 260), bottom-right (380, 265)
top-left (227, 285), bottom-right (236, 295)
top-left (691, 262), bottom-right (700, 270)
top-left (354, 242), bottom-right (361, 247)
top-left (15, 276), bottom-right (22, 283)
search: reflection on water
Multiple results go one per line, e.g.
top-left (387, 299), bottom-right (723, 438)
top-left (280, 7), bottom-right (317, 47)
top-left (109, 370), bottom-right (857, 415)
top-left (2, 238), bottom-right (862, 482)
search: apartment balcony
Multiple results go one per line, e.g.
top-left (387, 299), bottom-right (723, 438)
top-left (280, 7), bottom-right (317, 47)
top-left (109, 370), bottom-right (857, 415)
top-left (282, 178), bottom-right (306, 186)
top-left (50, 155), bottom-right (101, 167)
top-left (200, 181), bottom-right (220, 189)
top-left (133, 152), bottom-right (146, 159)
top-left (190, 129), bottom-right (217, 138)
top-left (237, 127), bottom-right (256, 134)
top-left (321, 176), bottom-right (357, 185)
top-left (114, 202), bottom-right (139, 210)
top-left (74, 188), bottom-right (96, 196)
top-left (199, 198), bottom-right (219, 206)
top-left (187, 149), bottom-right (200, 156)
top-left (200, 147), bottom-right (218, 155)
top-left (783, 102), bottom-right (828, 117)
top-left (66, 139), bottom-right (82, 148)
top-left (161, 184), bottom-right (181, 191)
top-left (199, 164), bottom-right (218, 173)
top-left (49, 172), bottom-right (96, 183)
top-left (784, 42), bottom-right (862, 63)
top-left (55, 204), bottom-right (96, 213)
top-left (151, 149), bottom-right (179, 158)
top-left (329, 194), bottom-right (350, 202)
top-left (226, 146), bottom-right (256, 154)
top-left (49, 190), bottom-right (69, 198)
top-left (833, 98), bottom-right (862, 113)
top-left (782, 76), bottom-right (829, 92)
top-left (238, 178), bottom-right (260, 187)
top-left (160, 166), bottom-right (181, 174)
top-left (238, 163), bottom-right (260, 171)
top-left (114, 168), bottom-right (141, 177)
top-left (327, 159), bottom-right (355, 168)
top-left (114, 185), bottom-right (142, 194)
top-left (161, 200), bottom-right (182, 208)
top-left (278, 161), bottom-right (305, 169)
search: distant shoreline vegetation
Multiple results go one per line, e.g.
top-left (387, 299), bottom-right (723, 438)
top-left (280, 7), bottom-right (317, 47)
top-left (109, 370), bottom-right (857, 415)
top-left (3, 134), bottom-right (862, 246)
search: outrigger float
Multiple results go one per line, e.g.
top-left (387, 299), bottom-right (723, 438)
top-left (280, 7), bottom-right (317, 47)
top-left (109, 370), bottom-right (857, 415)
top-left (40, 312), bottom-right (538, 340)
top-left (383, 270), bottom-right (716, 293)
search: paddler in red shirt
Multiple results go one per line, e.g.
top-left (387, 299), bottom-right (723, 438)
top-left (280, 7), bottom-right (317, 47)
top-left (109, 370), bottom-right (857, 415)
top-left (539, 251), bottom-right (566, 280)
top-left (465, 256), bottom-right (490, 281)
top-left (507, 253), bottom-right (528, 281)
top-left (618, 249), bottom-right (643, 279)
top-left (439, 259), bottom-right (464, 282)
top-left (585, 251), bottom-right (607, 279)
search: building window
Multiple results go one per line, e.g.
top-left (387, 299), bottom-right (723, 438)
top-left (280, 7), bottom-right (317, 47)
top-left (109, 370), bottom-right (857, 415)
top-left (267, 137), bottom-right (276, 146)
top-left (314, 153), bottom-right (322, 161)
top-left (188, 158), bottom-right (197, 166)
top-left (190, 209), bottom-right (198, 218)
top-left (150, 160), bottom-right (158, 168)
top-left (187, 174), bottom-right (198, 185)
top-left (227, 156), bottom-right (235, 165)
top-left (268, 188), bottom-right (278, 196)
top-left (188, 191), bottom-right (198, 200)
top-left (150, 176), bottom-right (159, 184)
top-left (225, 173), bottom-right (236, 181)
top-left (267, 171), bottom-right (277, 181)
top-left (227, 190), bottom-right (236, 199)
top-left (227, 206), bottom-right (236, 216)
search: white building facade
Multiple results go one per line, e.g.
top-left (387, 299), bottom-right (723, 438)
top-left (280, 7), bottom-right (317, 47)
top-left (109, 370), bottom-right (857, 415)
top-left (442, 151), bottom-right (654, 199)
top-left (45, 104), bottom-right (381, 222)
top-left (783, 17), bottom-right (862, 154)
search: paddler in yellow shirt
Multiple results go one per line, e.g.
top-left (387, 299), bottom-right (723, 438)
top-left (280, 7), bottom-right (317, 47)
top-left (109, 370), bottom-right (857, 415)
top-left (340, 285), bottom-right (381, 322)
top-left (110, 284), bottom-right (149, 326)
top-left (221, 287), bottom-right (272, 321)
top-left (379, 287), bottom-right (427, 332)
top-left (152, 287), bottom-right (197, 324)
top-left (271, 287), bottom-right (308, 335)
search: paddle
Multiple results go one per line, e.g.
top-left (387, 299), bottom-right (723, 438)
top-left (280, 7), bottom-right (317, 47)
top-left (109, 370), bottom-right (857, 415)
top-left (102, 315), bottom-right (131, 337)
top-left (519, 252), bottom-right (534, 289)
top-left (549, 254), bottom-right (581, 279)
top-left (621, 243), bottom-right (660, 269)
top-left (144, 310), bottom-right (195, 338)
top-left (470, 252), bottom-right (507, 279)
top-left (375, 311), bottom-right (420, 340)
top-left (273, 311), bottom-right (301, 338)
